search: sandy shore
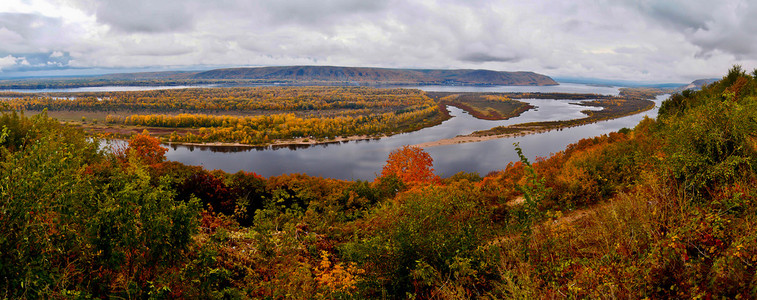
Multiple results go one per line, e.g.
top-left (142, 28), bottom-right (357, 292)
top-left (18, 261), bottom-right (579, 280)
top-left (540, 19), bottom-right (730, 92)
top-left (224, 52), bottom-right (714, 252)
top-left (413, 128), bottom-right (547, 148)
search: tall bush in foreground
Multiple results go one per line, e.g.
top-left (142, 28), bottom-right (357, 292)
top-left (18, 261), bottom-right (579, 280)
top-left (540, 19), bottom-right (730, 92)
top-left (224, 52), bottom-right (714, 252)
top-left (658, 65), bottom-right (757, 200)
top-left (341, 182), bottom-right (496, 298)
top-left (0, 111), bottom-right (200, 298)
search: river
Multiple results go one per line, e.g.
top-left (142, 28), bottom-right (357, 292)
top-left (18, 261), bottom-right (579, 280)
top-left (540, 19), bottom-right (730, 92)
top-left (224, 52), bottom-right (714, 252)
top-left (11, 83), bottom-right (665, 180)
top-left (155, 84), bottom-right (666, 180)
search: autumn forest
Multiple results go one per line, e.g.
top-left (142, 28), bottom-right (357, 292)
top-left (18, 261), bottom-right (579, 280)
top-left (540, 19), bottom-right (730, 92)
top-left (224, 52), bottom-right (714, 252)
top-left (2, 86), bottom-right (652, 147)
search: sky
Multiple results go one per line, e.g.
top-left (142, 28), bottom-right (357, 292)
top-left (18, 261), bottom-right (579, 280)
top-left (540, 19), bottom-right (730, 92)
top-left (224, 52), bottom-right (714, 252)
top-left (1, 0), bottom-right (756, 82)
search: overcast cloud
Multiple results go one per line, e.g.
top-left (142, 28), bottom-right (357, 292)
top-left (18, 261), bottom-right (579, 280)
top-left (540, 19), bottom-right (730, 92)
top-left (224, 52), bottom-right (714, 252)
top-left (1, 0), bottom-right (755, 82)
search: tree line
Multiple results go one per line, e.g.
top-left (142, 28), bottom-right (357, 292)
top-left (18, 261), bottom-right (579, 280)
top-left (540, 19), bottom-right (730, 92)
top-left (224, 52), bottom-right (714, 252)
top-left (4, 86), bottom-right (432, 112)
top-left (106, 104), bottom-right (441, 145)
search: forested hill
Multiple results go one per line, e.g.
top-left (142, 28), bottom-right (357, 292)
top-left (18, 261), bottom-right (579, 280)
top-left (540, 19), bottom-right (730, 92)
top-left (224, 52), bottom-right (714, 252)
top-left (191, 66), bottom-right (559, 86)
top-left (678, 78), bottom-right (719, 91)
top-left (0, 66), bottom-right (557, 89)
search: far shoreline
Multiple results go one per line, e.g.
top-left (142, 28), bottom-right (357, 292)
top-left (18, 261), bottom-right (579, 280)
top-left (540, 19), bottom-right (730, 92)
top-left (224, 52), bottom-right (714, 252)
top-left (162, 134), bottom-right (387, 149)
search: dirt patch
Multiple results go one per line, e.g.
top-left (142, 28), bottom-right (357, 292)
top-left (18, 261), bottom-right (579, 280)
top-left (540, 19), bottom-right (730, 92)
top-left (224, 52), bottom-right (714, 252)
top-left (508, 196), bottom-right (526, 207)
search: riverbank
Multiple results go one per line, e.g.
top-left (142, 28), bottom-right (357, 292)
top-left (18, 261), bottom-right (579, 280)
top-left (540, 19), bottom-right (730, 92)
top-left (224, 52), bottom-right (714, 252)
top-left (165, 134), bottom-right (387, 148)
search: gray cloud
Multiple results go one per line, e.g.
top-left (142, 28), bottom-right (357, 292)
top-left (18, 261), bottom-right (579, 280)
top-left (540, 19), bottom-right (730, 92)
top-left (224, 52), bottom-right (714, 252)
top-left (2, 0), bottom-right (757, 81)
top-left (258, 0), bottom-right (390, 26)
top-left (0, 13), bottom-right (73, 53)
top-left (74, 0), bottom-right (390, 34)
top-left (115, 35), bottom-right (194, 57)
top-left (79, 0), bottom-right (197, 33)
top-left (632, 0), bottom-right (711, 31)
top-left (459, 53), bottom-right (521, 63)
top-left (629, 0), bottom-right (757, 58)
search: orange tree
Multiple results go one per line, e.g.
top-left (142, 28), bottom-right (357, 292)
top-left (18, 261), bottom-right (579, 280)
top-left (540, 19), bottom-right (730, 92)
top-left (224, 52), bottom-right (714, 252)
top-left (379, 145), bottom-right (439, 186)
top-left (127, 130), bottom-right (168, 165)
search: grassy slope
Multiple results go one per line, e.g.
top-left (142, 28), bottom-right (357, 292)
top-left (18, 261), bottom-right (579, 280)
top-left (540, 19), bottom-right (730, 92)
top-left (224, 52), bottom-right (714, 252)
top-left (476, 66), bottom-right (757, 298)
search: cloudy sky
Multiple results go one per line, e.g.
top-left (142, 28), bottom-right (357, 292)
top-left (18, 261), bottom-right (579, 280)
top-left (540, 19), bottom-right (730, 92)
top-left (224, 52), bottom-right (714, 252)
top-left (1, 0), bottom-right (756, 82)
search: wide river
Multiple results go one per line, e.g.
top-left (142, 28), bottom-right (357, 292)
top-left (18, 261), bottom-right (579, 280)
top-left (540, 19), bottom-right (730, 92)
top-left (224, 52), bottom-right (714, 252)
top-left (8, 83), bottom-right (664, 180)
top-left (139, 83), bottom-right (664, 180)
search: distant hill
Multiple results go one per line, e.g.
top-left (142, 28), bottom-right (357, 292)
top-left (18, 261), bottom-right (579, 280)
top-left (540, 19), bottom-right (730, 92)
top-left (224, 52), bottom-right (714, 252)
top-left (0, 66), bottom-right (558, 89)
top-left (619, 78), bottom-right (722, 99)
top-left (679, 78), bottom-right (719, 91)
top-left (192, 66), bottom-right (558, 86)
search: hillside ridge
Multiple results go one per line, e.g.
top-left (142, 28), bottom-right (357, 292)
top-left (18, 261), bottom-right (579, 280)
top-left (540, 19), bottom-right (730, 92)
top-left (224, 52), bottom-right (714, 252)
top-left (192, 65), bottom-right (558, 86)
